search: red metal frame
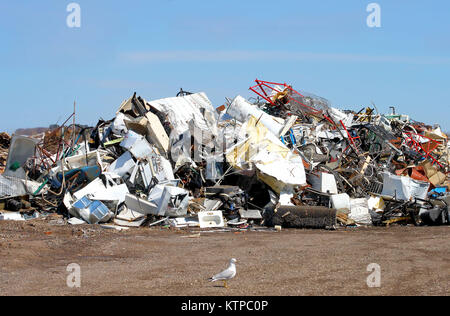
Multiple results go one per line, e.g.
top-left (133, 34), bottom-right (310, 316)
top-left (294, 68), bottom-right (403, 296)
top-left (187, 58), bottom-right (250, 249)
top-left (404, 132), bottom-right (446, 169)
top-left (27, 112), bottom-right (76, 175)
top-left (340, 120), bottom-right (361, 155)
top-left (249, 79), bottom-right (336, 126)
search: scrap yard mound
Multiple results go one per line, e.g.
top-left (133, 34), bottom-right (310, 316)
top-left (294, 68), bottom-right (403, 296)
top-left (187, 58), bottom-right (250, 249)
top-left (0, 132), bottom-right (11, 174)
top-left (0, 80), bottom-right (449, 231)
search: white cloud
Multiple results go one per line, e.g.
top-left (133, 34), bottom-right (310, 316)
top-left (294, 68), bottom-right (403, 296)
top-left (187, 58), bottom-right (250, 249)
top-left (120, 50), bottom-right (450, 65)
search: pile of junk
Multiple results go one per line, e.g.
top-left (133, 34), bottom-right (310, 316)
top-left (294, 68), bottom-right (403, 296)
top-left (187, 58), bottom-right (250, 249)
top-left (0, 132), bottom-right (10, 174)
top-left (1, 79), bottom-right (449, 230)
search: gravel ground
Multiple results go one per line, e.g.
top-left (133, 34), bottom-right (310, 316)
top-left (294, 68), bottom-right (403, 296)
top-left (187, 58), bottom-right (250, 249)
top-left (0, 219), bottom-right (448, 296)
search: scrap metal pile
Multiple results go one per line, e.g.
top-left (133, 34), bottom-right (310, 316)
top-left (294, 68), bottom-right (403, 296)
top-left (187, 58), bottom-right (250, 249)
top-left (0, 132), bottom-right (10, 174)
top-left (1, 80), bottom-right (449, 229)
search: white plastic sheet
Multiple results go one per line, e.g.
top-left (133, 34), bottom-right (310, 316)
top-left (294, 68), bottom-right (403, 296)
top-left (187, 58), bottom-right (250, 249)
top-left (149, 92), bottom-right (218, 135)
top-left (73, 174), bottom-right (129, 205)
top-left (328, 107), bottom-right (354, 127)
top-left (107, 151), bottom-right (136, 178)
top-left (227, 95), bottom-right (285, 136)
top-left (111, 112), bottom-right (129, 136)
top-left (120, 131), bottom-right (155, 160)
top-left (381, 172), bottom-right (430, 201)
top-left (331, 193), bottom-right (351, 213)
top-left (226, 115), bottom-right (307, 193)
top-left (349, 198), bottom-right (372, 225)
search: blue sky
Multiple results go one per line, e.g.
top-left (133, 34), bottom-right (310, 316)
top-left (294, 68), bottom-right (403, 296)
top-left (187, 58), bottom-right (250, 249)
top-left (1, 0), bottom-right (449, 133)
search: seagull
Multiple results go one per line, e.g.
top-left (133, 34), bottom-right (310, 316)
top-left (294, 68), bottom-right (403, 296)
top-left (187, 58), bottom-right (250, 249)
top-left (208, 258), bottom-right (237, 288)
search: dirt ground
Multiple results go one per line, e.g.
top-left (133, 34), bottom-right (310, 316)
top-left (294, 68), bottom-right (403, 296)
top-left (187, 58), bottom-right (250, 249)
top-left (0, 218), bottom-right (448, 296)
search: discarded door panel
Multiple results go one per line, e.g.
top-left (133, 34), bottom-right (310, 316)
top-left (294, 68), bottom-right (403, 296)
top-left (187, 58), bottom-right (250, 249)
top-left (124, 193), bottom-right (158, 215)
top-left (145, 111), bottom-right (170, 155)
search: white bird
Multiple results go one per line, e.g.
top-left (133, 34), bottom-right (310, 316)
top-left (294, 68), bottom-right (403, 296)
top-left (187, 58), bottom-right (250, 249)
top-left (208, 258), bottom-right (237, 288)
